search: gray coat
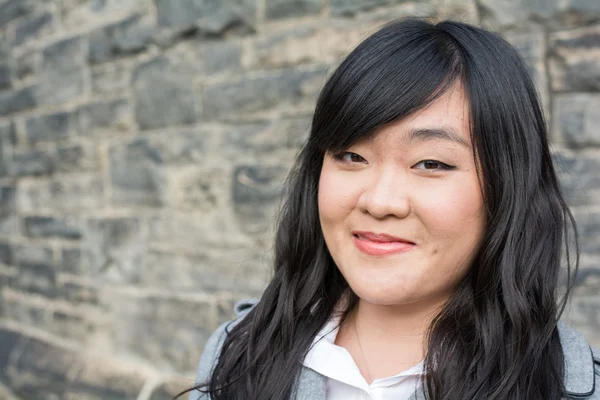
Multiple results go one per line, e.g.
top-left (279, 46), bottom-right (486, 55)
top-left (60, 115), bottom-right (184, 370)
top-left (190, 298), bottom-right (600, 400)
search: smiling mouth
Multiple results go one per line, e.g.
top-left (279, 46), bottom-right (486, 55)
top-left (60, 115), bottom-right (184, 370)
top-left (352, 234), bottom-right (416, 256)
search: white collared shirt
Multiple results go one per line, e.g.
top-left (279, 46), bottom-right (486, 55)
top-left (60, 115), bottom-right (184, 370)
top-left (302, 312), bottom-right (425, 400)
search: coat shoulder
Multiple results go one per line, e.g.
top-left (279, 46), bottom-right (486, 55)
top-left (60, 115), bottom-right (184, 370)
top-left (592, 347), bottom-right (600, 399)
top-left (188, 298), bottom-right (259, 400)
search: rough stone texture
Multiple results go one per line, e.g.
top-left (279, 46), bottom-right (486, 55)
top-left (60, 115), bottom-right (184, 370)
top-left (11, 51), bottom-right (38, 82)
top-left (0, 0), bottom-right (36, 28)
top-left (12, 11), bottom-right (54, 47)
top-left (83, 217), bottom-right (145, 283)
top-left (133, 56), bottom-right (197, 130)
top-left (78, 98), bottom-right (132, 136)
top-left (553, 149), bottom-right (600, 207)
top-left (202, 67), bottom-right (327, 118)
top-left (9, 150), bottom-right (54, 177)
top-left (266, 0), bottom-right (323, 19)
top-left (0, 86), bottom-right (36, 117)
top-left (232, 164), bottom-right (288, 236)
top-left (553, 93), bottom-right (600, 146)
top-left (0, 0), bottom-right (598, 397)
top-left (24, 216), bottom-right (83, 240)
top-left (202, 40), bottom-right (243, 75)
top-left (88, 13), bottom-right (154, 64)
top-left (549, 25), bottom-right (600, 92)
top-left (36, 37), bottom-right (86, 105)
top-left (17, 175), bottom-right (104, 212)
top-left (108, 292), bottom-right (215, 371)
top-left (25, 111), bottom-right (76, 144)
top-left (154, 0), bottom-right (257, 38)
top-left (0, 63), bottom-right (10, 91)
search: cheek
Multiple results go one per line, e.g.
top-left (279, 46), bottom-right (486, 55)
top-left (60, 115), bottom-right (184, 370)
top-left (317, 166), bottom-right (358, 224)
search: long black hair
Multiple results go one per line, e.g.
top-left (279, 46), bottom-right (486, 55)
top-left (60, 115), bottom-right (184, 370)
top-left (183, 18), bottom-right (579, 399)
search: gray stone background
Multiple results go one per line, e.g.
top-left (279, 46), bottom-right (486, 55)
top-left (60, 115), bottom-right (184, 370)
top-left (0, 0), bottom-right (598, 398)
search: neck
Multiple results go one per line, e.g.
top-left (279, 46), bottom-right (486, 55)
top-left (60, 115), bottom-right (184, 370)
top-left (336, 294), bottom-right (449, 381)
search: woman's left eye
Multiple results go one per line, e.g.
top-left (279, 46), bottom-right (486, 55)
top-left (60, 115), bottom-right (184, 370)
top-left (413, 160), bottom-right (456, 171)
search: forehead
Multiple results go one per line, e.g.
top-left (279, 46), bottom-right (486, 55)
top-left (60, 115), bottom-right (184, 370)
top-left (369, 83), bottom-right (472, 148)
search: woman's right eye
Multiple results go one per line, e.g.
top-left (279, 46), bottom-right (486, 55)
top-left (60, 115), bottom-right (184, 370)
top-left (332, 152), bottom-right (366, 164)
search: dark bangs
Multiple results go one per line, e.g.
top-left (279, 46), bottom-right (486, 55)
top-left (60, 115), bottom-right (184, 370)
top-left (310, 19), bottom-right (465, 154)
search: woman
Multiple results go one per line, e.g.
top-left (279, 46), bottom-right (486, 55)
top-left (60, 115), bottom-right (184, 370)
top-left (184, 18), bottom-right (600, 400)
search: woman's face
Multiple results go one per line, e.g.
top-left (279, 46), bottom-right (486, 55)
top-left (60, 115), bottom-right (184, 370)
top-left (318, 84), bottom-right (486, 307)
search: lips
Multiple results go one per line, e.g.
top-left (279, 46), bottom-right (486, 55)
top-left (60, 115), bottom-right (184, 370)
top-left (352, 231), bottom-right (415, 244)
top-left (351, 231), bottom-right (416, 256)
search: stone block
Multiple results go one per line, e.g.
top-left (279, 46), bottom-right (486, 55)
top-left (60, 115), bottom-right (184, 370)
top-left (0, 186), bottom-right (16, 236)
top-left (504, 32), bottom-right (550, 117)
top-left (42, 36), bottom-right (85, 72)
top-left (549, 25), bottom-right (600, 92)
top-left (24, 216), bottom-right (82, 240)
top-left (58, 280), bottom-right (99, 305)
top-left (109, 292), bottom-right (215, 371)
top-left (17, 175), bottom-right (104, 212)
top-left (266, 0), bottom-right (323, 19)
top-left (0, 326), bottom-right (147, 399)
top-left (2, 298), bottom-right (47, 326)
top-left (232, 164), bottom-right (288, 236)
top-left (479, 0), bottom-right (600, 31)
top-left (88, 13), bottom-right (154, 64)
top-left (0, 187), bottom-right (16, 236)
top-left (250, 24), bottom-right (370, 68)
top-left (61, 248), bottom-right (83, 275)
top-left (143, 249), bottom-right (269, 293)
top-left (0, 121), bottom-right (16, 147)
top-left (10, 261), bottom-right (57, 298)
top-left (84, 217), bottom-right (144, 283)
top-left (330, 0), bottom-right (393, 15)
top-left (109, 138), bottom-right (163, 206)
top-left (0, 186), bottom-right (15, 210)
top-left (51, 309), bottom-right (94, 342)
top-left (148, 210), bottom-right (250, 252)
top-left (202, 67), bottom-right (326, 118)
top-left (9, 150), bottom-right (54, 177)
top-left (78, 98), bottom-right (132, 135)
top-left (203, 40), bottom-right (242, 75)
top-left (553, 148), bottom-right (600, 207)
top-left (13, 11), bottom-right (54, 47)
top-left (0, 63), bottom-right (10, 90)
top-left (12, 51), bottom-right (38, 81)
top-left (553, 94), bottom-right (600, 146)
top-left (56, 142), bottom-right (100, 173)
top-left (37, 37), bottom-right (85, 105)
top-left (0, 122), bottom-right (16, 177)
top-left (0, 0), bottom-right (36, 28)
top-left (0, 242), bottom-right (12, 265)
top-left (154, 0), bottom-right (256, 36)
top-left (91, 63), bottom-right (130, 94)
top-left (133, 56), bottom-right (197, 130)
top-left (572, 210), bottom-right (600, 255)
top-left (109, 131), bottom-right (209, 206)
top-left (25, 111), bottom-right (75, 143)
top-left (0, 86), bottom-right (36, 117)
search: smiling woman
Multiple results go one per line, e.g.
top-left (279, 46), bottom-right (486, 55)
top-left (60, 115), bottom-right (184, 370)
top-left (180, 18), bottom-right (599, 400)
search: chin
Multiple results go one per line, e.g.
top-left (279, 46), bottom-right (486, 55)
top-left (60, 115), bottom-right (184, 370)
top-left (350, 282), bottom-right (416, 306)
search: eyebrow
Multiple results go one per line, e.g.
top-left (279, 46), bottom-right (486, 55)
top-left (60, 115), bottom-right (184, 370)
top-left (405, 127), bottom-right (471, 149)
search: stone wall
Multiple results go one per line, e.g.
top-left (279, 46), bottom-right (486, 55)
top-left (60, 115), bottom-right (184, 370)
top-left (0, 0), bottom-right (598, 398)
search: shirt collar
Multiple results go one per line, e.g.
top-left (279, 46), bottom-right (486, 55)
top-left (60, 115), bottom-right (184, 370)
top-left (303, 308), bottom-right (425, 391)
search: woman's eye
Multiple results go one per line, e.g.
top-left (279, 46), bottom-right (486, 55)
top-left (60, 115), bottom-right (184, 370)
top-left (333, 152), bottom-right (366, 164)
top-left (413, 160), bottom-right (455, 171)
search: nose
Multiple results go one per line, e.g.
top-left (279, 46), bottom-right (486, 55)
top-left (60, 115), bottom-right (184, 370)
top-left (357, 167), bottom-right (411, 219)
